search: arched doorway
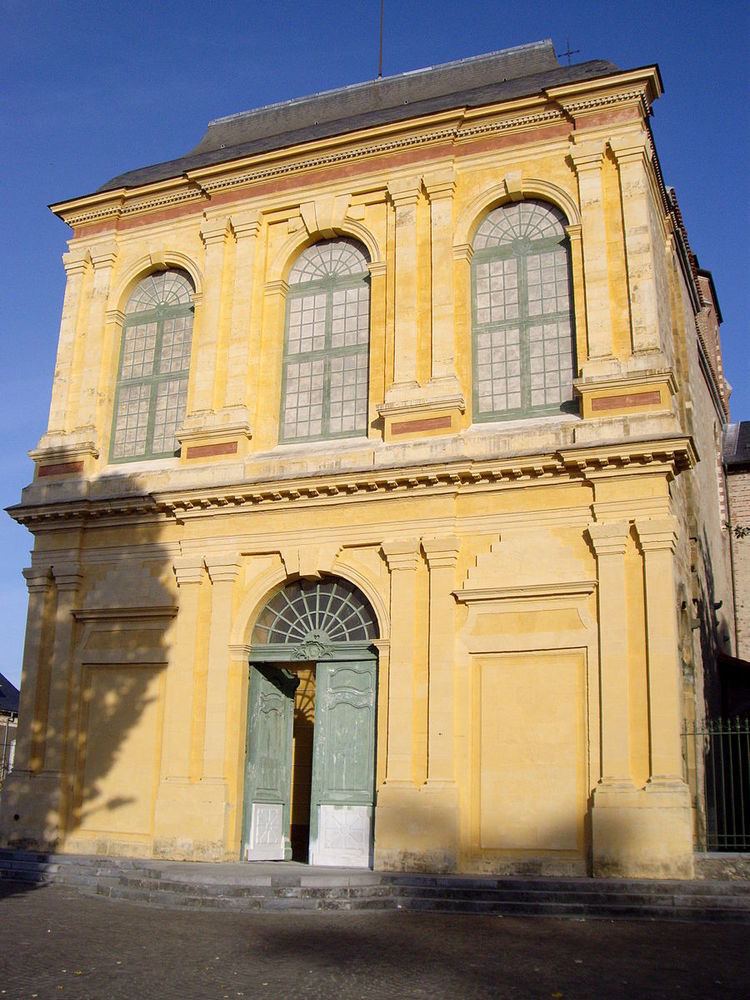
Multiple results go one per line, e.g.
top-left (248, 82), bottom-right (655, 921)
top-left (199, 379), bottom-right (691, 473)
top-left (243, 578), bottom-right (379, 867)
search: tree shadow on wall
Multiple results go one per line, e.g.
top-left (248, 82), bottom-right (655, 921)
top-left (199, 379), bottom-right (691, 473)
top-left (0, 471), bottom-right (178, 897)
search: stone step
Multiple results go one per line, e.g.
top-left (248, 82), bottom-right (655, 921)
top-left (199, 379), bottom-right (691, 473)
top-left (389, 884), bottom-right (750, 908)
top-left (1, 850), bottom-right (748, 921)
top-left (395, 897), bottom-right (750, 922)
top-left (385, 874), bottom-right (750, 896)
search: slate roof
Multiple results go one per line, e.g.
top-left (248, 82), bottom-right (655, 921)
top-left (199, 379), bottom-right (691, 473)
top-left (97, 40), bottom-right (619, 193)
top-left (725, 422), bottom-right (750, 469)
top-left (0, 671), bottom-right (19, 717)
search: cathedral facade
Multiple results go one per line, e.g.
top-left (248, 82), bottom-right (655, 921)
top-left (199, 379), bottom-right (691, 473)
top-left (1, 41), bottom-right (734, 878)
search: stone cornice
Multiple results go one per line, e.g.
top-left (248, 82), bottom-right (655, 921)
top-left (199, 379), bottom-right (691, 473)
top-left (50, 68), bottom-right (656, 230)
top-left (7, 436), bottom-right (696, 530)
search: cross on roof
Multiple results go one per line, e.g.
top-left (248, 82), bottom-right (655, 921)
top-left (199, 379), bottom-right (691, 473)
top-left (558, 39), bottom-right (581, 66)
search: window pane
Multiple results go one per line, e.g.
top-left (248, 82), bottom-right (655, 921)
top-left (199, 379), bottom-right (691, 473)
top-left (150, 377), bottom-right (187, 455)
top-left (526, 248), bottom-right (570, 318)
top-left (475, 328), bottom-right (521, 413)
top-left (283, 359), bottom-right (325, 439)
top-left (159, 314), bottom-right (193, 373)
top-left (287, 293), bottom-right (326, 354)
top-left (121, 322), bottom-right (157, 379)
top-left (112, 384), bottom-right (151, 458)
top-left (331, 286), bottom-right (369, 348)
top-left (328, 352), bottom-right (368, 434)
top-left (528, 320), bottom-right (574, 407)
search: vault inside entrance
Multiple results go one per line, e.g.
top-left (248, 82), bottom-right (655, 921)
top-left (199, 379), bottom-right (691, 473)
top-left (243, 578), bottom-right (379, 868)
top-left (290, 664), bottom-right (315, 862)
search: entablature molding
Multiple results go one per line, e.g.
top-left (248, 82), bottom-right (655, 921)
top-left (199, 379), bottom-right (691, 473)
top-left (9, 436), bottom-right (695, 530)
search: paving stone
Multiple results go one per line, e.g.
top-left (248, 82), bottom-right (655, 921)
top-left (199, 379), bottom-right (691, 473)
top-left (1, 881), bottom-right (748, 1000)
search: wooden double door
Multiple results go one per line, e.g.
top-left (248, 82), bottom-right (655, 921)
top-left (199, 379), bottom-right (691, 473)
top-left (243, 657), bottom-right (376, 867)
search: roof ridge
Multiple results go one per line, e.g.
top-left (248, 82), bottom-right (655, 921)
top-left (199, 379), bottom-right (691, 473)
top-left (208, 40), bottom-right (555, 128)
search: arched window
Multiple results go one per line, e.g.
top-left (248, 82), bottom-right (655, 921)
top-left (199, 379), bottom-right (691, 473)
top-left (471, 200), bottom-right (576, 421)
top-left (281, 238), bottom-right (371, 442)
top-left (110, 269), bottom-right (194, 461)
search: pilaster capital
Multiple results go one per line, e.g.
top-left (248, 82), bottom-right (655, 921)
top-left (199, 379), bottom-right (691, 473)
top-left (586, 521), bottom-right (629, 557)
top-left (62, 248), bottom-right (91, 276)
top-left (382, 538), bottom-right (421, 572)
top-left (387, 177), bottom-right (421, 208)
top-left (105, 307), bottom-right (126, 326)
top-left (569, 138), bottom-right (606, 172)
top-left (89, 240), bottom-right (119, 269)
top-left (205, 555), bottom-right (241, 584)
top-left (231, 210), bottom-right (262, 241)
top-left (52, 562), bottom-right (83, 592)
top-left (634, 516), bottom-right (679, 553)
top-left (422, 536), bottom-right (461, 569)
top-left (22, 566), bottom-right (52, 595)
top-left (423, 168), bottom-right (456, 201)
top-left (173, 555), bottom-right (206, 587)
top-left (565, 223), bottom-right (583, 242)
top-left (608, 132), bottom-right (651, 166)
top-left (200, 217), bottom-right (231, 249)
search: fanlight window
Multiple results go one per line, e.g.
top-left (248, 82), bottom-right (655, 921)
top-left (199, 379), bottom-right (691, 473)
top-left (281, 238), bottom-right (371, 442)
top-left (253, 579), bottom-right (378, 646)
top-left (111, 270), bottom-right (194, 462)
top-left (472, 200), bottom-right (576, 421)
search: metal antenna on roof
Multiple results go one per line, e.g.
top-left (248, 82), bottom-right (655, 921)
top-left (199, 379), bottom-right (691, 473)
top-left (558, 39), bottom-right (580, 66)
top-left (378, 0), bottom-right (385, 78)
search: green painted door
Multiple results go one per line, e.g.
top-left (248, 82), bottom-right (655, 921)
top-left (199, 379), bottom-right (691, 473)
top-left (244, 665), bottom-right (296, 860)
top-left (309, 659), bottom-right (377, 867)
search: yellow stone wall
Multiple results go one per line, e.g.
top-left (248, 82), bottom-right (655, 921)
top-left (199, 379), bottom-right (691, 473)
top-left (1, 63), bottom-right (734, 878)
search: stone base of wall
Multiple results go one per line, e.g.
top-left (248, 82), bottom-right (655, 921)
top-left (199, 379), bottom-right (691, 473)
top-left (694, 852), bottom-right (750, 880)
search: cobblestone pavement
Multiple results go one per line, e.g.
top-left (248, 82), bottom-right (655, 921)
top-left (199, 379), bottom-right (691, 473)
top-left (0, 881), bottom-right (747, 1000)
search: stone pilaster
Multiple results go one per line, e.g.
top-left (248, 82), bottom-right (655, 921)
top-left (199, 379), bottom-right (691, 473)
top-left (588, 519), bottom-right (694, 878)
top-left (3, 562), bottom-right (82, 847)
top-left (223, 211), bottom-right (261, 412)
top-left (13, 568), bottom-right (53, 774)
top-left (635, 517), bottom-right (687, 783)
top-left (587, 521), bottom-right (633, 787)
top-left (153, 555), bottom-right (213, 859)
top-left (385, 178), bottom-right (421, 396)
top-left (189, 218), bottom-right (231, 415)
top-left (202, 556), bottom-right (241, 783)
top-left (75, 240), bottom-right (119, 435)
top-left (44, 563), bottom-right (83, 778)
top-left (380, 539), bottom-right (420, 784)
top-left (161, 556), bottom-right (205, 783)
top-left (46, 249), bottom-right (90, 436)
top-left (569, 140), bottom-right (615, 374)
top-left (424, 170), bottom-right (461, 397)
top-left (609, 132), bottom-right (666, 358)
top-left (421, 536), bottom-right (460, 785)
top-left (254, 279), bottom-right (289, 445)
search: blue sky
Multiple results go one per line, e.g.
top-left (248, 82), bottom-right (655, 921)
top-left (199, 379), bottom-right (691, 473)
top-left (1, 1), bottom-right (748, 686)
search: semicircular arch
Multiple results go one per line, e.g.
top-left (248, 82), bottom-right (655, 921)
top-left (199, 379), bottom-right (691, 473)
top-left (112, 251), bottom-right (204, 313)
top-left (231, 564), bottom-right (389, 649)
top-left (269, 223), bottom-right (382, 285)
top-left (454, 178), bottom-right (581, 249)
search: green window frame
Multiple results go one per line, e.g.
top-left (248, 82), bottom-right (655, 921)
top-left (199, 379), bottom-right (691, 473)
top-left (280, 239), bottom-right (371, 443)
top-left (110, 270), bottom-right (195, 463)
top-left (471, 200), bottom-right (577, 423)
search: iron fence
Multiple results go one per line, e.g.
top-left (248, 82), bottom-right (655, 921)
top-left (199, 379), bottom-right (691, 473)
top-left (683, 718), bottom-right (750, 852)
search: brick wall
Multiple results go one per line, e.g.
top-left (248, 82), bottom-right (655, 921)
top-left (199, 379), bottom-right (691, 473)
top-left (728, 469), bottom-right (750, 659)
